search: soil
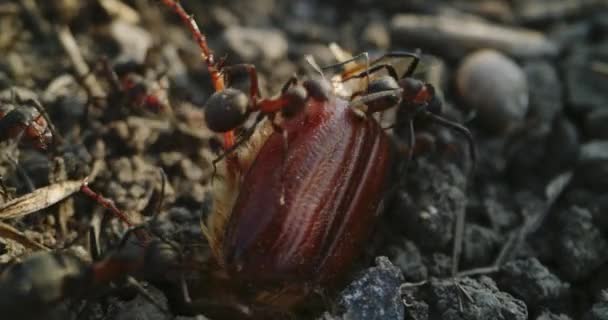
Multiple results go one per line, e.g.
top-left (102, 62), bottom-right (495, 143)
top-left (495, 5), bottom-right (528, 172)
top-left (0, 0), bottom-right (607, 319)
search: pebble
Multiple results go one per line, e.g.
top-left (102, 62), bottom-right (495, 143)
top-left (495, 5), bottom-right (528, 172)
top-left (564, 43), bottom-right (608, 115)
top-left (386, 239), bottom-right (428, 282)
top-left (554, 206), bottom-right (608, 280)
top-left (498, 258), bottom-right (571, 314)
top-left (332, 257), bottom-right (404, 320)
top-left (430, 276), bottom-right (528, 320)
top-left (523, 61), bottom-right (563, 125)
top-left (222, 26), bottom-right (288, 63)
top-left (584, 108), bottom-right (608, 140)
top-left (391, 14), bottom-right (558, 60)
top-left (575, 140), bottom-right (608, 191)
top-left (456, 49), bottom-right (529, 134)
top-left (583, 291), bottom-right (608, 320)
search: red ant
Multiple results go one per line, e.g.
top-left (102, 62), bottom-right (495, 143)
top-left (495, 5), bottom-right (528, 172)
top-left (0, 97), bottom-right (54, 150)
top-left (322, 51), bottom-right (476, 166)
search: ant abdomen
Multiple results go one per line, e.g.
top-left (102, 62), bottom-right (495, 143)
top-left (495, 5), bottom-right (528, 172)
top-left (204, 88), bottom-right (252, 133)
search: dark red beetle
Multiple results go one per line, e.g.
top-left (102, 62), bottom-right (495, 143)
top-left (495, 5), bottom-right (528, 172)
top-left (161, 0), bottom-right (474, 312)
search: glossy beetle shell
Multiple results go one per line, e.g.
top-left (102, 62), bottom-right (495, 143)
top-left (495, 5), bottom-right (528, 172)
top-left (204, 84), bottom-right (392, 306)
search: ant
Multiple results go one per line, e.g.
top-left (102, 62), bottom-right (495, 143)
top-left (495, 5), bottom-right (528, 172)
top-left (0, 97), bottom-right (55, 150)
top-left (83, 58), bottom-right (169, 119)
top-left (323, 51), bottom-right (476, 167)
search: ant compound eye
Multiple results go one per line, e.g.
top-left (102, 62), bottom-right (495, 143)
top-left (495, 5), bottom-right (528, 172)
top-left (302, 79), bottom-right (331, 101)
top-left (364, 76), bottom-right (401, 113)
top-left (204, 88), bottom-right (251, 133)
top-left (281, 85), bottom-right (308, 118)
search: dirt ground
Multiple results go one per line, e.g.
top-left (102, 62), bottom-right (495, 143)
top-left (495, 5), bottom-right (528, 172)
top-left (0, 0), bottom-right (608, 319)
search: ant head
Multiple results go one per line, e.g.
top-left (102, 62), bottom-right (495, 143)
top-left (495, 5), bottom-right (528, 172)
top-left (364, 75), bottom-right (401, 113)
top-left (281, 85), bottom-right (308, 119)
top-left (398, 77), bottom-right (424, 100)
top-left (204, 88), bottom-right (252, 133)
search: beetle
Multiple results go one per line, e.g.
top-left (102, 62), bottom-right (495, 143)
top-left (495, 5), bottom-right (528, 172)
top-left (0, 1), bottom-right (475, 318)
top-left (159, 0), bottom-right (475, 313)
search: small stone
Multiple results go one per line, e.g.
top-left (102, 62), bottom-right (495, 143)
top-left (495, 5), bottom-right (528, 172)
top-left (536, 310), bottom-right (572, 320)
top-left (335, 257), bottom-right (404, 320)
top-left (222, 26), bottom-right (288, 63)
top-left (387, 239), bottom-right (428, 282)
top-left (457, 49), bottom-right (529, 134)
top-left (584, 108), bottom-right (608, 140)
top-left (523, 61), bottom-right (563, 125)
top-left (564, 43), bottom-right (608, 115)
top-left (583, 291), bottom-right (608, 320)
top-left (575, 141), bottom-right (608, 191)
top-left (430, 276), bottom-right (528, 320)
top-left (498, 258), bottom-right (571, 314)
top-left (554, 206), bottom-right (608, 280)
top-left (462, 223), bottom-right (501, 268)
top-left (362, 21), bottom-right (390, 50)
top-left (109, 21), bottom-right (153, 64)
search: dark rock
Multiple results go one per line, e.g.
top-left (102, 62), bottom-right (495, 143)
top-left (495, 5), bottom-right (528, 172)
top-left (536, 310), bottom-right (572, 320)
top-left (574, 140), bottom-right (608, 191)
top-left (425, 253), bottom-right (452, 278)
top-left (498, 258), bottom-right (570, 314)
top-left (390, 160), bottom-right (466, 251)
top-left (401, 286), bottom-right (429, 320)
top-left (543, 116), bottom-right (580, 175)
top-left (386, 239), bottom-right (428, 282)
top-left (334, 257), bottom-right (404, 320)
top-left (554, 206), bottom-right (608, 280)
top-left (462, 223), bottom-right (501, 268)
top-left (429, 276), bottom-right (528, 320)
top-left (584, 108), bottom-right (608, 140)
top-left (390, 14), bottom-right (557, 60)
top-left (564, 42), bottom-right (608, 115)
top-left (523, 61), bottom-right (562, 125)
top-left (583, 291), bottom-right (608, 320)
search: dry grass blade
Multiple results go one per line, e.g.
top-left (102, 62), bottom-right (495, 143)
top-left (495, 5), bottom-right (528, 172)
top-left (0, 179), bottom-right (84, 220)
top-left (0, 221), bottom-right (49, 251)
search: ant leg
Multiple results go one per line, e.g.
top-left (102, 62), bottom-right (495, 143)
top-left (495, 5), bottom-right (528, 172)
top-left (212, 114), bottom-right (265, 166)
top-left (344, 63), bottom-right (400, 82)
top-left (159, 0), bottom-right (224, 90)
top-left (280, 75), bottom-right (299, 94)
top-left (322, 52), bottom-right (370, 87)
top-left (322, 52), bottom-right (370, 72)
top-left (424, 112), bottom-right (476, 171)
top-left (367, 50), bottom-right (421, 78)
top-left (223, 64), bottom-right (261, 101)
